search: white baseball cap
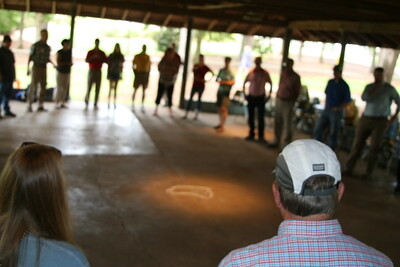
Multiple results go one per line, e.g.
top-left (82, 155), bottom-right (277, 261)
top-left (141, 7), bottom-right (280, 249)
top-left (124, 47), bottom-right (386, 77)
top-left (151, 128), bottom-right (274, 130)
top-left (274, 139), bottom-right (341, 196)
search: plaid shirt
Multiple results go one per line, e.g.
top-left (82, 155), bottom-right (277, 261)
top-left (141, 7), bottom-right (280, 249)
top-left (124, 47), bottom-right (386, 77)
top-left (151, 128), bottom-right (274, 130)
top-left (219, 219), bottom-right (393, 267)
top-left (30, 41), bottom-right (51, 67)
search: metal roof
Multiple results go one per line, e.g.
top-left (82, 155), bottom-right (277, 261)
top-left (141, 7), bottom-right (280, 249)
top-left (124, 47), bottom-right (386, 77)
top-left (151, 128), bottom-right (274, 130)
top-left (2, 0), bottom-right (400, 48)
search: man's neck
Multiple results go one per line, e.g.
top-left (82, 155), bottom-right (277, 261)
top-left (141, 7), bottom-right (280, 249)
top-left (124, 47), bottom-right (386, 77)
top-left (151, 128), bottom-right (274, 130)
top-left (282, 209), bottom-right (333, 221)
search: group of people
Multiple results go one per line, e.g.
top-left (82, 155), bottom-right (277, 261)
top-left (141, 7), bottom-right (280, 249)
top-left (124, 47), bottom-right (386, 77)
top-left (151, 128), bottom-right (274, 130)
top-left (0, 30), bottom-right (153, 115)
top-left (236, 55), bottom-right (399, 191)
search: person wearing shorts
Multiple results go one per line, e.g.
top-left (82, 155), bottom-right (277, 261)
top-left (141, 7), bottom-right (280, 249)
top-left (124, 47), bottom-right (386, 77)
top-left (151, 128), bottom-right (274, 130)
top-left (215, 57), bottom-right (235, 133)
top-left (132, 44), bottom-right (151, 112)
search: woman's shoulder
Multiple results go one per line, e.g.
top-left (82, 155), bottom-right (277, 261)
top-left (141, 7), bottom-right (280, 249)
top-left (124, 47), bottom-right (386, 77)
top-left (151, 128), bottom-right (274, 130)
top-left (20, 234), bottom-right (90, 267)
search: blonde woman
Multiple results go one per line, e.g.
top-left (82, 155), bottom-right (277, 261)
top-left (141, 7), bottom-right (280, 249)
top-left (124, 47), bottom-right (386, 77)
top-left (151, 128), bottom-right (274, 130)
top-left (0, 143), bottom-right (90, 267)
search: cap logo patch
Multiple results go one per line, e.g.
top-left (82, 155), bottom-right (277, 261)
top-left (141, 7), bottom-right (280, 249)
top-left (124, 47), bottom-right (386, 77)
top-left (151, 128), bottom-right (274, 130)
top-left (313, 164), bottom-right (325, 171)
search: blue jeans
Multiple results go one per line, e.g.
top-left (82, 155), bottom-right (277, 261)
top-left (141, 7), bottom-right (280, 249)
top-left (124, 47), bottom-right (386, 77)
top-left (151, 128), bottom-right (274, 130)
top-left (185, 85), bottom-right (205, 111)
top-left (314, 109), bottom-right (343, 150)
top-left (0, 81), bottom-right (13, 113)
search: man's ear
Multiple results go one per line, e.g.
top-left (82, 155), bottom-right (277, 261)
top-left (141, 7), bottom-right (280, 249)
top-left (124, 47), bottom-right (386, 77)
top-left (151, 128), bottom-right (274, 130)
top-left (337, 182), bottom-right (345, 202)
top-left (272, 183), bottom-right (282, 209)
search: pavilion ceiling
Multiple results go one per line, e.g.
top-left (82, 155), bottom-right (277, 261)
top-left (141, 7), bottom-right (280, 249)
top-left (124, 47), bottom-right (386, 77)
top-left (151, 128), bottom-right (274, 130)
top-left (2, 0), bottom-right (400, 48)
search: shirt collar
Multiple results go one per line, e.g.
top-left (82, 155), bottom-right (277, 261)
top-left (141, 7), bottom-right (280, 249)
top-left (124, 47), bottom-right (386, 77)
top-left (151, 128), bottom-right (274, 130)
top-left (278, 219), bottom-right (343, 238)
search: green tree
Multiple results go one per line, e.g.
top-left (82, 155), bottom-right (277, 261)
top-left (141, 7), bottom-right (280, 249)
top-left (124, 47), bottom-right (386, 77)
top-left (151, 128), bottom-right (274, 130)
top-left (205, 31), bottom-right (235, 42)
top-left (0, 10), bottom-right (23, 34)
top-left (253, 35), bottom-right (272, 56)
top-left (153, 27), bottom-right (180, 52)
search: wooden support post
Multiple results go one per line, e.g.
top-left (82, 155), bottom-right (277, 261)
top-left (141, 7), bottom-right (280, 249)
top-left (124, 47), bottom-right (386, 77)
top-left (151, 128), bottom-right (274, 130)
top-left (281, 28), bottom-right (292, 72)
top-left (69, 0), bottom-right (76, 46)
top-left (179, 16), bottom-right (193, 109)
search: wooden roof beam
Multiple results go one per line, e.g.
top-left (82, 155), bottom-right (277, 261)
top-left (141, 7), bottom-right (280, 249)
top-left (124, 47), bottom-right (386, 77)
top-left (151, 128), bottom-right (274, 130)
top-left (26, 0), bottom-right (30, 12)
top-left (121, 10), bottom-right (129, 20)
top-left (247, 25), bottom-right (260, 35)
top-left (289, 20), bottom-right (400, 36)
top-left (207, 20), bottom-right (218, 31)
top-left (163, 14), bottom-right (173, 27)
top-left (51, 1), bottom-right (56, 14)
top-left (101, 7), bottom-right (107, 18)
top-left (226, 22), bottom-right (237, 33)
top-left (376, 34), bottom-right (399, 49)
top-left (142, 12), bottom-right (151, 24)
top-left (76, 4), bottom-right (82, 16)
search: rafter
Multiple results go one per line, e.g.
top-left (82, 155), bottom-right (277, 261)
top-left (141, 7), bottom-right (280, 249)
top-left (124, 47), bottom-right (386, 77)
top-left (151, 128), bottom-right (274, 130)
top-left (76, 4), bottom-right (81, 16)
top-left (226, 22), bottom-right (238, 33)
top-left (289, 20), bottom-right (400, 36)
top-left (26, 0), bottom-right (30, 12)
top-left (51, 1), bottom-right (56, 14)
top-left (142, 12), bottom-right (151, 24)
top-left (247, 25), bottom-right (260, 36)
top-left (100, 7), bottom-right (107, 18)
top-left (163, 14), bottom-right (173, 27)
top-left (207, 20), bottom-right (218, 31)
top-left (121, 10), bottom-right (129, 20)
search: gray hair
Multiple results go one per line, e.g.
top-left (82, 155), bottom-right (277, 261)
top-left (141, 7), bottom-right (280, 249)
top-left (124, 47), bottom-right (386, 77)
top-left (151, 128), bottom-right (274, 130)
top-left (277, 176), bottom-right (339, 216)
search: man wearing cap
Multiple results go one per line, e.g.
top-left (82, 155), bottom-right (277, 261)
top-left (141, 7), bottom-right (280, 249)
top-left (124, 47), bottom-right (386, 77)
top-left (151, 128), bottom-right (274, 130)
top-left (314, 65), bottom-right (351, 150)
top-left (220, 139), bottom-right (393, 266)
top-left (0, 35), bottom-right (17, 118)
top-left (343, 67), bottom-right (400, 179)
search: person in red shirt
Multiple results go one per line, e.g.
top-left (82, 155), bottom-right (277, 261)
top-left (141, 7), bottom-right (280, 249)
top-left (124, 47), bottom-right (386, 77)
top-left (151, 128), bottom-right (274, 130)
top-left (243, 57), bottom-right (273, 142)
top-left (183, 54), bottom-right (214, 120)
top-left (85, 38), bottom-right (107, 110)
top-left (269, 58), bottom-right (301, 148)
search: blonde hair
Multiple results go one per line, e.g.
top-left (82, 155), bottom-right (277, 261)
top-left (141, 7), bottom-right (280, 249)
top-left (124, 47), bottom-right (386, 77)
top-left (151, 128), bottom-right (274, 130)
top-left (0, 144), bottom-right (73, 267)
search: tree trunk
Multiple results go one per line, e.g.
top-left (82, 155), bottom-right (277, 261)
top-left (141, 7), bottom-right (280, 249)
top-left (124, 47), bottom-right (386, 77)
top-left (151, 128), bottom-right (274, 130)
top-left (370, 47), bottom-right (377, 73)
top-left (35, 13), bottom-right (49, 40)
top-left (319, 42), bottom-right (326, 64)
top-left (298, 41), bottom-right (304, 61)
top-left (18, 12), bottom-right (25, 49)
top-left (193, 30), bottom-right (203, 63)
top-left (377, 48), bottom-right (400, 83)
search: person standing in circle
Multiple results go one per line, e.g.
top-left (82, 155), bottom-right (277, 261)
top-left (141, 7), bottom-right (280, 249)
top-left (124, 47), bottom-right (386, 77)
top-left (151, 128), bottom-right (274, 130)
top-left (107, 43), bottom-right (124, 109)
top-left (183, 54), bottom-right (214, 120)
top-left (132, 44), bottom-right (151, 112)
top-left (55, 39), bottom-right (72, 109)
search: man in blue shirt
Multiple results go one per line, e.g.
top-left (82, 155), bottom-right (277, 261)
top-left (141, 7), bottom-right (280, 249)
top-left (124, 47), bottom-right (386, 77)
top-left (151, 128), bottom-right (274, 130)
top-left (314, 65), bottom-right (351, 150)
top-left (343, 67), bottom-right (400, 179)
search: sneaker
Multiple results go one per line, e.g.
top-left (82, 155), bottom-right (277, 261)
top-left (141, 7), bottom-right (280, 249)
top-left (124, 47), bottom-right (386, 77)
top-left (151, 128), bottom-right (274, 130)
top-left (213, 125), bottom-right (221, 130)
top-left (60, 104), bottom-right (68, 109)
top-left (27, 106), bottom-right (33, 112)
top-left (5, 111), bottom-right (16, 117)
top-left (37, 107), bottom-right (47, 112)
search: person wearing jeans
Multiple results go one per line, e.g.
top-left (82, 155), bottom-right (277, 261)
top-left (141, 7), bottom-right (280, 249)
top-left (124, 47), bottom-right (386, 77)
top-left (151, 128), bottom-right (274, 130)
top-left (314, 65), bottom-right (351, 150)
top-left (243, 57), bottom-right (273, 142)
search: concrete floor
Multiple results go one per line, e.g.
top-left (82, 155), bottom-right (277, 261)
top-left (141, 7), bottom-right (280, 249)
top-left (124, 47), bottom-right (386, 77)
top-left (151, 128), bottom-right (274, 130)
top-left (0, 101), bottom-right (399, 266)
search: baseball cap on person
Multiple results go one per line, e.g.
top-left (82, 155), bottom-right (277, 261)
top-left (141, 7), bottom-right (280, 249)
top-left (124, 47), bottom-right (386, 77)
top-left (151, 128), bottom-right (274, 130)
top-left (274, 139), bottom-right (341, 196)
